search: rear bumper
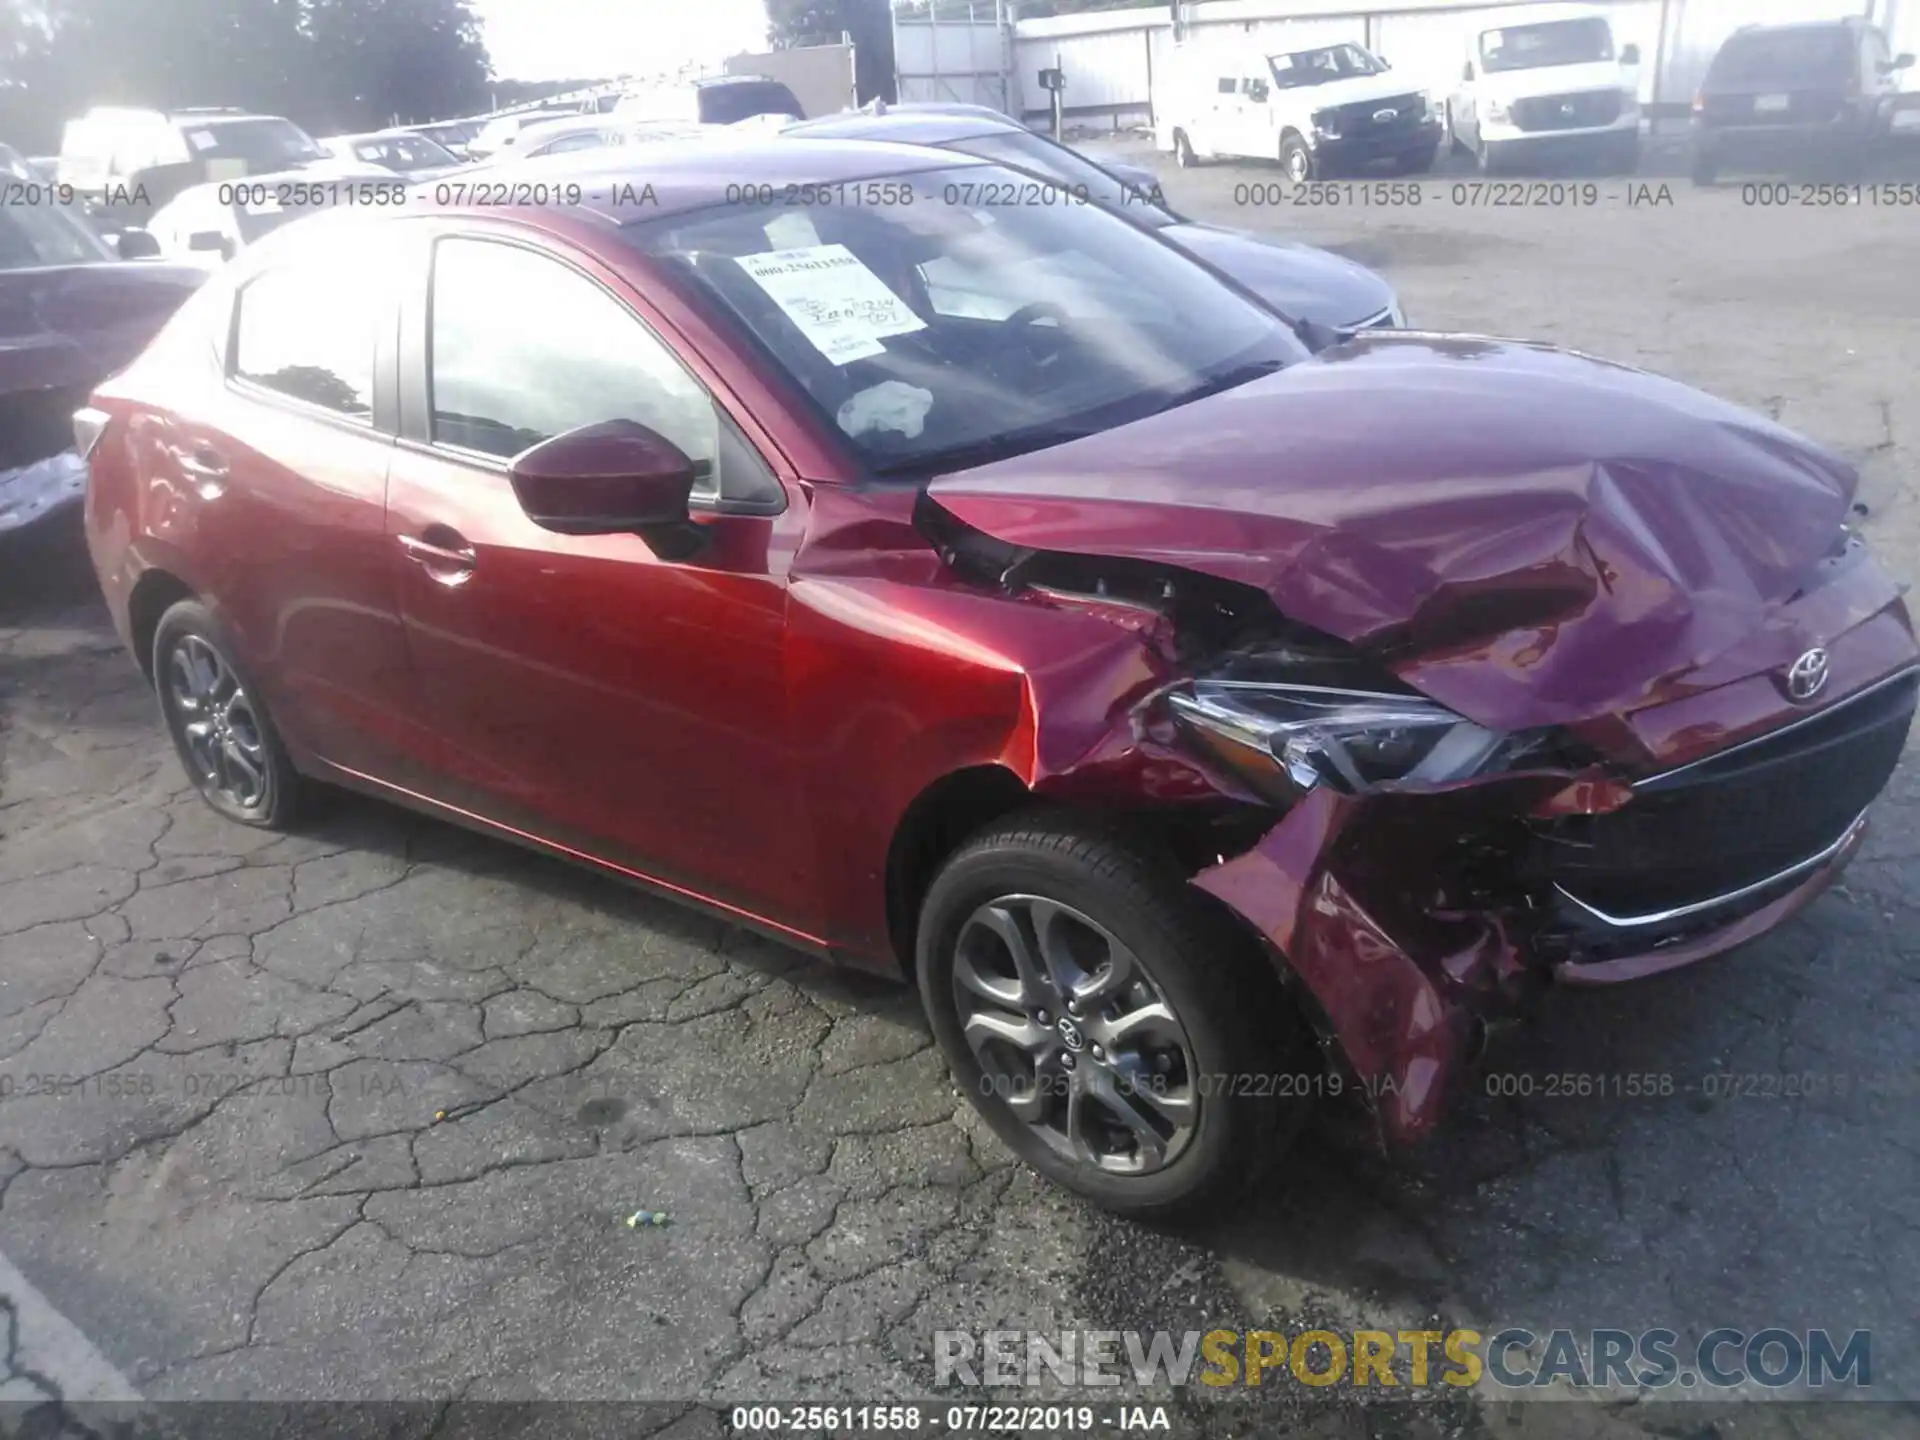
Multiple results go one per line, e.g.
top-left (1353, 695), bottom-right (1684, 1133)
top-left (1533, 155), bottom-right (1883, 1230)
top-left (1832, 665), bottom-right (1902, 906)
top-left (1694, 118), bottom-right (1875, 163)
top-left (0, 451), bottom-right (87, 536)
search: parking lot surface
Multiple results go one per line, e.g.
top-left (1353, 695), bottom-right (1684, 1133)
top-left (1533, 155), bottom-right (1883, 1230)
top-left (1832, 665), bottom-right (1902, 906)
top-left (3, 141), bottom-right (1919, 1435)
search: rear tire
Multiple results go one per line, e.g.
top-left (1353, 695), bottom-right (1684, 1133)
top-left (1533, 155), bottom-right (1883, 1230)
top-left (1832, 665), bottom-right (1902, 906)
top-left (916, 810), bottom-right (1316, 1221)
top-left (152, 599), bottom-right (302, 829)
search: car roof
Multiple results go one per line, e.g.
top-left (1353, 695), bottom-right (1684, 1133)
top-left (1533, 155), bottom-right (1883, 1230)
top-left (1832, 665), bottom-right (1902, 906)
top-left (781, 110), bottom-right (1017, 145)
top-left (429, 136), bottom-right (981, 223)
top-left (1725, 16), bottom-right (1863, 38)
top-left (1473, 3), bottom-right (1612, 28)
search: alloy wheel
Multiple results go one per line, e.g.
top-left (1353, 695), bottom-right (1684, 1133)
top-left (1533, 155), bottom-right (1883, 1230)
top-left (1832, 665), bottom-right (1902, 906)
top-left (950, 893), bottom-right (1200, 1175)
top-left (166, 635), bottom-right (272, 812)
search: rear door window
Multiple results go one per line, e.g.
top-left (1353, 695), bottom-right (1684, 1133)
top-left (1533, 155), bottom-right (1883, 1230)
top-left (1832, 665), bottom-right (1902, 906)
top-left (233, 241), bottom-right (388, 420)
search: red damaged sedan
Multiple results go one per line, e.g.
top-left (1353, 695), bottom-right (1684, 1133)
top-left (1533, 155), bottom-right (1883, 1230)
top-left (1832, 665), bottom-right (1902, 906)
top-left (82, 138), bottom-right (1916, 1217)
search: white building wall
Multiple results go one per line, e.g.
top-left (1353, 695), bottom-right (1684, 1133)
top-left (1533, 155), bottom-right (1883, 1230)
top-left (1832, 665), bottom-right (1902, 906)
top-left (1003, 0), bottom-right (1914, 123)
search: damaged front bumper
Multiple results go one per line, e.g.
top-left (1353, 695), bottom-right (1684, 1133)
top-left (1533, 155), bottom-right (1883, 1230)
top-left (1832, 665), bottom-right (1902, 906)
top-left (0, 449), bottom-right (88, 535)
top-left (1185, 661), bottom-right (1919, 1148)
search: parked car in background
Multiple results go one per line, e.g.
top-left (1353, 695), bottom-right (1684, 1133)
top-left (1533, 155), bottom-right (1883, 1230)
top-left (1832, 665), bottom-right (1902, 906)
top-left (57, 108), bottom-right (336, 231)
top-left (465, 109), bottom-right (584, 161)
top-left (140, 166), bottom-right (400, 267)
top-left (85, 136), bottom-right (1915, 1218)
top-left (784, 107), bottom-right (1405, 330)
top-left (0, 195), bottom-right (201, 537)
top-left (1159, 41), bottom-right (1442, 181)
top-left (407, 119), bottom-right (486, 158)
top-left (1446, 3), bottom-right (1643, 174)
top-left (26, 155), bottom-right (59, 182)
top-left (1691, 17), bottom-right (1913, 184)
top-left (321, 129), bottom-right (466, 179)
top-left (486, 117), bottom-right (715, 161)
top-left (615, 74), bottom-right (806, 125)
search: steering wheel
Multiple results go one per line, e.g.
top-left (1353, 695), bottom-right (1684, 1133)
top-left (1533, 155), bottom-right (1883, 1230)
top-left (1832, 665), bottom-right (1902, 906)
top-left (998, 300), bottom-right (1074, 379)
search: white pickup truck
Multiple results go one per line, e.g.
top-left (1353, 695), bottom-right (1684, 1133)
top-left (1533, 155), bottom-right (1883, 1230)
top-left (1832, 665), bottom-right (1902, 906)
top-left (1157, 41), bottom-right (1444, 182)
top-left (1445, 3), bottom-right (1643, 174)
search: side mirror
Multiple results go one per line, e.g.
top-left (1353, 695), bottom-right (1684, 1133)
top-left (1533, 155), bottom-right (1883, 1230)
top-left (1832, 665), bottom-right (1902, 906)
top-left (508, 418), bottom-right (704, 553)
top-left (115, 228), bottom-right (160, 260)
top-left (1620, 43), bottom-right (1641, 66)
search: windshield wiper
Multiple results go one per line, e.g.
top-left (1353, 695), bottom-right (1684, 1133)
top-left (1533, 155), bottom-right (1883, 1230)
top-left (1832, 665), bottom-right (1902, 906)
top-left (1157, 357), bottom-right (1289, 413)
top-left (873, 423), bottom-right (1095, 477)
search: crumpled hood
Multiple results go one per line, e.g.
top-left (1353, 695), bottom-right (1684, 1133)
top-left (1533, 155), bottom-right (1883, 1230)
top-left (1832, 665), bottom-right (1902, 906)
top-left (923, 332), bottom-right (1860, 733)
top-left (0, 262), bottom-right (207, 396)
top-left (1162, 222), bottom-right (1396, 328)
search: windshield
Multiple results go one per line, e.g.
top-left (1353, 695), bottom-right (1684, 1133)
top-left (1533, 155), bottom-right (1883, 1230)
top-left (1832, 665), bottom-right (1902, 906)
top-left (0, 199), bottom-right (115, 268)
top-left (1269, 45), bottom-right (1387, 88)
top-left (190, 117), bottom-right (326, 167)
top-left (1479, 18), bottom-right (1615, 72)
top-left (699, 82), bottom-right (805, 125)
top-left (352, 134), bottom-right (457, 169)
top-left (632, 162), bottom-right (1299, 474)
top-left (1708, 28), bottom-right (1853, 85)
top-left (945, 131), bottom-right (1177, 228)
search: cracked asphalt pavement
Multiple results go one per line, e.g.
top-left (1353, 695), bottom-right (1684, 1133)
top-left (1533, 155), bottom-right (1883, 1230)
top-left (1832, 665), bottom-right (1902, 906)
top-left (3, 139), bottom-right (1919, 1437)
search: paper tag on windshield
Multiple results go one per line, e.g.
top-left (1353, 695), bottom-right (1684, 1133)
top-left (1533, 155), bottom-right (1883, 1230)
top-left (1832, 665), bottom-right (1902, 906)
top-left (734, 244), bottom-right (926, 366)
top-left (186, 129), bottom-right (217, 152)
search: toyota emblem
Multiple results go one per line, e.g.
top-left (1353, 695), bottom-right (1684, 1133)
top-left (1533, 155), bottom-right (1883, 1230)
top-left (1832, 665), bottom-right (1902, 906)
top-left (1056, 1017), bottom-right (1086, 1051)
top-left (1785, 647), bottom-right (1830, 703)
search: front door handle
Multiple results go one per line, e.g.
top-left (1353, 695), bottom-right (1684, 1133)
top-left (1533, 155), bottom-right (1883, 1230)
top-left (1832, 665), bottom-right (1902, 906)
top-left (398, 527), bottom-right (477, 584)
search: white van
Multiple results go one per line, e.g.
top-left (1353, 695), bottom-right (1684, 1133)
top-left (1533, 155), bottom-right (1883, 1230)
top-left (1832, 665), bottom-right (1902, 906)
top-left (1157, 41), bottom-right (1444, 181)
top-left (1445, 3), bottom-right (1643, 173)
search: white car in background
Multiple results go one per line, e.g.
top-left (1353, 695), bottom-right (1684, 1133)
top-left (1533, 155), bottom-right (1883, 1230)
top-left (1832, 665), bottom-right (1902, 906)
top-left (1446, 2), bottom-right (1643, 173)
top-left (140, 165), bottom-right (399, 266)
top-left (1157, 41), bottom-right (1442, 181)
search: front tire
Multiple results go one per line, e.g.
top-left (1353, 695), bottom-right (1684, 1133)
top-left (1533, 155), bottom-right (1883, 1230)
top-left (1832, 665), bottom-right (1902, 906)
top-left (1281, 134), bottom-right (1316, 184)
top-left (153, 599), bottom-right (302, 829)
top-left (916, 811), bottom-right (1315, 1220)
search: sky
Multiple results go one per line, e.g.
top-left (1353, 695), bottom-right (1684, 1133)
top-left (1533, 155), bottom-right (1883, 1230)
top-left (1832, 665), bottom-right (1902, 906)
top-left (473, 0), bottom-right (773, 82)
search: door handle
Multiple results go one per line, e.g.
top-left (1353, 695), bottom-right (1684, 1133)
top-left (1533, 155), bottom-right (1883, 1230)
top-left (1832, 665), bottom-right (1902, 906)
top-left (398, 528), bottom-right (477, 584)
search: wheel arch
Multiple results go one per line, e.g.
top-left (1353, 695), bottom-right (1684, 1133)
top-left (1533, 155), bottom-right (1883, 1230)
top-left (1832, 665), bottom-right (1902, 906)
top-left (126, 567), bottom-right (197, 681)
top-left (884, 763), bottom-right (1034, 977)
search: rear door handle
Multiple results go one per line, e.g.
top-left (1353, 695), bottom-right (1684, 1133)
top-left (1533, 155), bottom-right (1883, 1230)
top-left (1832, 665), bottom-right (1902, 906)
top-left (398, 527), bottom-right (477, 584)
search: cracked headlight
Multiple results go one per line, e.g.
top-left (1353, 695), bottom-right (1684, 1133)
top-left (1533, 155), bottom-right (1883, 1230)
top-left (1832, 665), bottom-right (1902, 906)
top-left (1168, 682), bottom-right (1546, 798)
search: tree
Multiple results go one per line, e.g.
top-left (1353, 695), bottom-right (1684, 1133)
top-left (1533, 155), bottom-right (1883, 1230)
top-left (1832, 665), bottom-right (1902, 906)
top-left (0, 0), bottom-right (493, 153)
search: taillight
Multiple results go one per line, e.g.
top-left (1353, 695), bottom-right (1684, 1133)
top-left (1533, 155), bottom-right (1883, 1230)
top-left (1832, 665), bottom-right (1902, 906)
top-left (73, 406), bottom-right (110, 459)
